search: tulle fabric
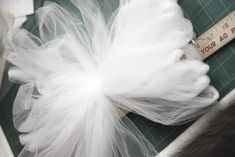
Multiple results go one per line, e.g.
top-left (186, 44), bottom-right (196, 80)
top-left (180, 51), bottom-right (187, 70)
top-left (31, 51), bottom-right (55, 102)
top-left (5, 0), bottom-right (219, 157)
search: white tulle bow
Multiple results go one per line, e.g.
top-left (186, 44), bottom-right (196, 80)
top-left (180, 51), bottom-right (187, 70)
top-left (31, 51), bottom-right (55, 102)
top-left (5, 0), bottom-right (218, 157)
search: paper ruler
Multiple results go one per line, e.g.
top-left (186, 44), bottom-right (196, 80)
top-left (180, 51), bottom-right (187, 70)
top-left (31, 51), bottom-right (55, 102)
top-left (191, 10), bottom-right (235, 60)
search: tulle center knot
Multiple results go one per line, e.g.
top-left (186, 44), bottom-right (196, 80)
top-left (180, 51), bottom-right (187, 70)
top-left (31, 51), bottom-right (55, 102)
top-left (83, 74), bottom-right (102, 94)
top-left (49, 72), bottom-right (102, 94)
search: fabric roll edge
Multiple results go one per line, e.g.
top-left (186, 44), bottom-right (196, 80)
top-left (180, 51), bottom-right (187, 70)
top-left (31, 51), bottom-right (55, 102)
top-left (0, 10), bottom-right (14, 90)
top-left (157, 88), bottom-right (235, 157)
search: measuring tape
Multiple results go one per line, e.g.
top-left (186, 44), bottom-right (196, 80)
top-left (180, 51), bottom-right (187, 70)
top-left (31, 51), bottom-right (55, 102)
top-left (191, 10), bottom-right (235, 60)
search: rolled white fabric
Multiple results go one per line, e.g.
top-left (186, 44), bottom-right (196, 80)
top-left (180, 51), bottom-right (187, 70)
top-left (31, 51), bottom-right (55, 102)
top-left (0, 11), bottom-right (12, 89)
top-left (158, 89), bottom-right (235, 157)
top-left (0, 126), bottom-right (14, 157)
top-left (5, 0), bottom-right (219, 157)
top-left (0, 10), bottom-right (14, 157)
top-left (0, 10), bottom-right (14, 99)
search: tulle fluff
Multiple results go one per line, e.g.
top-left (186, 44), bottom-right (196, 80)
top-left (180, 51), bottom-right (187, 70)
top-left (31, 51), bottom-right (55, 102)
top-left (4, 0), bottom-right (219, 157)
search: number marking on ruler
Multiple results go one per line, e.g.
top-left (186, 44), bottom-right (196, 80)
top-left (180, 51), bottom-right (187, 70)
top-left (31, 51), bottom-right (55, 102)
top-left (191, 10), bottom-right (235, 60)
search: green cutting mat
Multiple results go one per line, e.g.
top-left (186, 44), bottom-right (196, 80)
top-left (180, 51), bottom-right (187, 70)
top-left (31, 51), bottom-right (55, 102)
top-left (0, 0), bottom-right (234, 156)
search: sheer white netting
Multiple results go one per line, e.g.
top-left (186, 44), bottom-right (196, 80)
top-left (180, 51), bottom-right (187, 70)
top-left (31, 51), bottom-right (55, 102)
top-left (4, 0), bottom-right (219, 157)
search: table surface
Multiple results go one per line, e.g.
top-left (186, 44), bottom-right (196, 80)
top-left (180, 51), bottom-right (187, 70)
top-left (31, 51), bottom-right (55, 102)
top-left (0, 0), bottom-right (234, 156)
